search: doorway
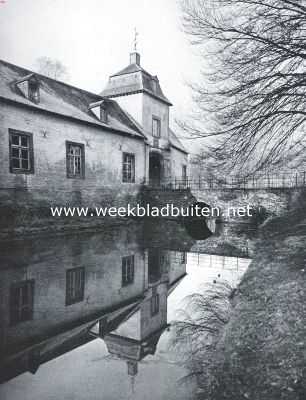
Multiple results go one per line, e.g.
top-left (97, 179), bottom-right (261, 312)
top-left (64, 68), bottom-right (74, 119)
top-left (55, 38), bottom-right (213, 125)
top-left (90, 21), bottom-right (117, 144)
top-left (149, 153), bottom-right (162, 186)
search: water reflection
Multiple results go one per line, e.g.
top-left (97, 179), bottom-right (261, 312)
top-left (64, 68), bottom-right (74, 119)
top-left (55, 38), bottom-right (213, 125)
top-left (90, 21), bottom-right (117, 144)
top-left (0, 222), bottom-right (251, 400)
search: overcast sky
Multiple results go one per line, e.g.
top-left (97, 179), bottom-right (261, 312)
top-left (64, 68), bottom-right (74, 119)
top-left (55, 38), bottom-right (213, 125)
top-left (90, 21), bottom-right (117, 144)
top-left (0, 0), bottom-right (204, 152)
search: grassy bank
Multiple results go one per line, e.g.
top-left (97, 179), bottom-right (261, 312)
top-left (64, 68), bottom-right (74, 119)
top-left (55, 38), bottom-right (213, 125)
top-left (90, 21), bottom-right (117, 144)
top-left (206, 191), bottom-right (306, 400)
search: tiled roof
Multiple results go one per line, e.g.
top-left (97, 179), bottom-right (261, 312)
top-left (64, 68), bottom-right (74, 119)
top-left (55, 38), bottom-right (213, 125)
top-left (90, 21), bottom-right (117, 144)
top-left (0, 59), bottom-right (145, 139)
top-left (169, 128), bottom-right (188, 154)
top-left (110, 63), bottom-right (144, 77)
top-left (101, 63), bottom-right (172, 106)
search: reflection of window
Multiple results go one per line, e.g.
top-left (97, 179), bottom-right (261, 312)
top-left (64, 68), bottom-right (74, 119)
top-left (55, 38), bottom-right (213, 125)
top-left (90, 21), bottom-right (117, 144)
top-left (152, 117), bottom-right (161, 138)
top-left (66, 141), bottom-right (85, 178)
top-left (122, 255), bottom-right (135, 286)
top-left (66, 267), bottom-right (85, 305)
top-left (151, 293), bottom-right (160, 316)
top-left (122, 153), bottom-right (135, 183)
top-left (181, 252), bottom-right (186, 264)
top-left (9, 130), bottom-right (34, 174)
top-left (10, 280), bottom-right (34, 325)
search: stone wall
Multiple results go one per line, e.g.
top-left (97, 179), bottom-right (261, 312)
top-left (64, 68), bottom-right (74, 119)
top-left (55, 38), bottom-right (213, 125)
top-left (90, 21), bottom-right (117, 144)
top-left (191, 187), bottom-right (300, 220)
top-left (0, 101), bottom-right (149, 236)
top-left (0, 224), bottom-right (146, 358)
top-left (141, 187), bottom-right (197, 217)
top-left (0, 102), bottom-right (146, 202)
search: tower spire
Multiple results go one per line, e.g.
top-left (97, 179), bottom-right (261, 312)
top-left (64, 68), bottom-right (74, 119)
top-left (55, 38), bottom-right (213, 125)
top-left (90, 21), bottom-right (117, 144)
top-left (133, 27), bottom-right (139, 52)
top-left (130, 28), bottom-right (140, 66)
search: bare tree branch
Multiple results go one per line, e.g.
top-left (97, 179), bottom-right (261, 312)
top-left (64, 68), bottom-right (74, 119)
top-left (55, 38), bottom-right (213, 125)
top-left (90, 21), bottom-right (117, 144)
top-left (180, 0), bottom-right (306, 174)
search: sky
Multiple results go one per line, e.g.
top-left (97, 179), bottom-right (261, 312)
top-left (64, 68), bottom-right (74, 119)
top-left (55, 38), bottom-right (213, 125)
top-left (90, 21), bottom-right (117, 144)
top-left (0, 0), bottom-right (205, 153)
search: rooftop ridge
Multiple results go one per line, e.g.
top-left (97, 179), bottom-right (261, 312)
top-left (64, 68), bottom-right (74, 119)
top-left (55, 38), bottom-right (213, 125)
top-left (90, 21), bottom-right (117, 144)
top-left (0, 58), bottom-right (103, 100)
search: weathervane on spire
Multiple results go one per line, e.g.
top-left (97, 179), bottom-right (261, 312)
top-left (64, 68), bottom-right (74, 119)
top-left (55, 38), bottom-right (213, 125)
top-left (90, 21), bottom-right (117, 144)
top-left (133, 28), bottom-right (139, 52)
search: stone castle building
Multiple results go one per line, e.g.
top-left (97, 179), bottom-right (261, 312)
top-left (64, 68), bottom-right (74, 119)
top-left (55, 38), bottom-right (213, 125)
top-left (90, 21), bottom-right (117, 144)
top-left (0, 51), bottom-right (188, 212)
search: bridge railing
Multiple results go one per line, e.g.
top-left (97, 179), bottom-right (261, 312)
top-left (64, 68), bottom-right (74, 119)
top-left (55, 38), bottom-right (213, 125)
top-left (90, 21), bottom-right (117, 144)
top-left (153, 172), bottom-right (306, 191)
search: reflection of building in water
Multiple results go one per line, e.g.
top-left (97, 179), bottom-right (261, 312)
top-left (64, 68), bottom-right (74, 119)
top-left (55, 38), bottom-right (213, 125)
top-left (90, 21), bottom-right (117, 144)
top-left (89, 248), bottom-right (187, 377)
top-left (188, 252), bottom-right (252, 286)
top-left (188, 253), bottom-right (251, 272)
top-left (0, 226), bottom-right (187, 384)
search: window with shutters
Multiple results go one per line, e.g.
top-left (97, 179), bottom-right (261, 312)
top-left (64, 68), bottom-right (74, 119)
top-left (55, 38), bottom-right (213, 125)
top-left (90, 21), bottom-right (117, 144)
top-left (122, 255), bottom-right (135, 286)
top-left (66, 141), bottom-right (85, 178)
top-left (9, 130), bottom-right (34, 174)
top-left (122, 153), bottom-right (135, 183)
top-left (10, 280), bottom-right (34, 325)
top-left (66, 267), bottom-right (85, 305)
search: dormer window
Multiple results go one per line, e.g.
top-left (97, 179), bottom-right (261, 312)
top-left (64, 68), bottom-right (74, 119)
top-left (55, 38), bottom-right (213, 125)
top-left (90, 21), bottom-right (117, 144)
top-left (100, 106), bottom-right (108, 123)
top-left (15, 74), bottom-right (40, 104)
top-left (28, 79), bottom-right (40, 103)
top-left (89, 100), bottom-right (108, 124)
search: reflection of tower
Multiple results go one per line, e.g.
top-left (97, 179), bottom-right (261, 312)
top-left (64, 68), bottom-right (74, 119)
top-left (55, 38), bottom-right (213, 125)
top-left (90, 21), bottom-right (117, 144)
top-left (127, 360), bottom-right (137, 396)
top-left (127, 360), bottom-right (138, 376)
top-left (103, 280), bottom-right (168, 378)
top-left (102, 248), bottom-right (187, 380)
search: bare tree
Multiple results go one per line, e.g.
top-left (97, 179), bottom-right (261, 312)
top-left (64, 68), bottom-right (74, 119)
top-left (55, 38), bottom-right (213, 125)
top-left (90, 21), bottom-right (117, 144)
top-left (35, 57), bottom-right (69, 81)
top-left (171, 281), bottom-right (234, 394)
top-left (180, 0), bottom-right (306, 175)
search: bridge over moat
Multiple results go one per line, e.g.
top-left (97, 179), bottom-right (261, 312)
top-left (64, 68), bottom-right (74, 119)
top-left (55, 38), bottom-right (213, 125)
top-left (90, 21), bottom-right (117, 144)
top-left (150, 171), bottom-right (306, 218)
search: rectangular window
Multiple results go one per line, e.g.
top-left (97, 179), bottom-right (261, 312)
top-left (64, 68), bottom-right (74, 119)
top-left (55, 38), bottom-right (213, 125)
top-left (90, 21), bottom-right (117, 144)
top-left (28, 81), bottom-right (40, 104)
top-left (122, 255), bottom-right (135, 286)
top-left (182, 165), bottom-right (187, 180)
top-left (151, 293), bottom-right (160, 316)
top-left (122, 153), bottom-right (135, 183)
top-left (181, 252), bottom-right (186, 264)
top-left (66, 141), bottom-right (85, 179)
top-left (10, 280), bottom-right (34, 325)
top-left (9, 130), bottom-right (34, 174)
top-left (152, 117), bottom-right (161, 138)
top-left (66, 267), bottom-right (85, 305)
top-left (100, 106), bottom-right (108, 123)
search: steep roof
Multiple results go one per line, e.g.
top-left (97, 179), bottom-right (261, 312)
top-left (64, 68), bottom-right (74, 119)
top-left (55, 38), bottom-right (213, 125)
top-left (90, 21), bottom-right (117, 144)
top-left (101, 63), bottom-right (172, 106)
top-left (169, 128), bottom-right (188, 154)
top-left (0, 59), bottom-right (144, 139)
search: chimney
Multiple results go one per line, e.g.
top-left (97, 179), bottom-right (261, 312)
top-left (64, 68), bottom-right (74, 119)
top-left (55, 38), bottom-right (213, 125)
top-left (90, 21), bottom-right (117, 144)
top-left (130, 51), bottom-right (140, 66)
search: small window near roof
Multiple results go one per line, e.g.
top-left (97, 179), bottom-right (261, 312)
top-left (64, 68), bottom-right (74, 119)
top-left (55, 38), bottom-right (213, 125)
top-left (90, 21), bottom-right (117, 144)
top-left (100, 106), bottom-right (108, 123)
top-left (28, 79), bottom-right (40, 103)
top-left (15, 74), bottom-right (40, 104)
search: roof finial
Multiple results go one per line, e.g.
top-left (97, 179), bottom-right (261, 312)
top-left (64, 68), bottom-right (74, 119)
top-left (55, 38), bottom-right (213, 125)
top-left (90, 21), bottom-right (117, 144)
top-left (133, 27), bottom-right (139, 52)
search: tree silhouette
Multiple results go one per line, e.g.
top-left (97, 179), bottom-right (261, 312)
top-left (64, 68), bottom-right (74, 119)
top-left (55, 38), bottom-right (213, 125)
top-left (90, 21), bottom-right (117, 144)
top-left (35, 57), bottom-right (69, 81)
top-left (180, 0), bottom-right (306, 174)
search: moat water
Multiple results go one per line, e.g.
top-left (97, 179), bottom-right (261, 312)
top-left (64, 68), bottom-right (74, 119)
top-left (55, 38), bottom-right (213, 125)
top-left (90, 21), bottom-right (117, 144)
top-left (0, 220), bottom-right (252, 400)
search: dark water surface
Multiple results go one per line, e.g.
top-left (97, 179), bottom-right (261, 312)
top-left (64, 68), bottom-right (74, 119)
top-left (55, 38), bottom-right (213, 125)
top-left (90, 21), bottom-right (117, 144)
top-left (0, 222), bottom-right (251, 400)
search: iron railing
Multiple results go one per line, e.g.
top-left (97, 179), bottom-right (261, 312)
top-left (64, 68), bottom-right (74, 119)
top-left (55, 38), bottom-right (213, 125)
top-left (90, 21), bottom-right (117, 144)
top-left (148, 172), bottom-right (306, 191)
